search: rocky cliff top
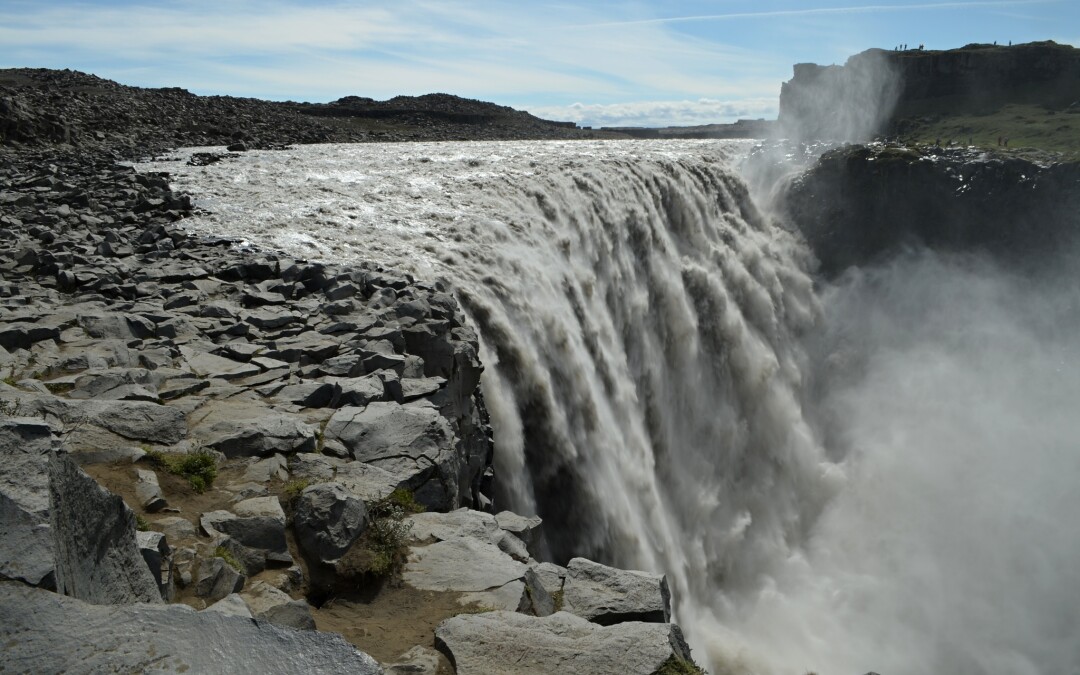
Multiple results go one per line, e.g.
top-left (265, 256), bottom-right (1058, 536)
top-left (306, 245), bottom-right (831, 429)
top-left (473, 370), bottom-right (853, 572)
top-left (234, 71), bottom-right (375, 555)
top-left (780, 141), bottom-right (1080, 274)
top-left (778, 40), bottom-right (1080, 151)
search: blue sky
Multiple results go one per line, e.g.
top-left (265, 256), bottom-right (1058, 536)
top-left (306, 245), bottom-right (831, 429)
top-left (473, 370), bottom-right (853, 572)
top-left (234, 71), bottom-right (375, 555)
top-left (1, 0), bottom-right (1075, 127)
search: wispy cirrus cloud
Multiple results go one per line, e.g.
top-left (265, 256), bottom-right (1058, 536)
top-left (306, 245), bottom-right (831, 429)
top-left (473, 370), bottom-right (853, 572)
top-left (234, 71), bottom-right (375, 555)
top-left (569, 0), bottom-right (1058, 28)
top-left (0, 0), bottom-right (1074, 126)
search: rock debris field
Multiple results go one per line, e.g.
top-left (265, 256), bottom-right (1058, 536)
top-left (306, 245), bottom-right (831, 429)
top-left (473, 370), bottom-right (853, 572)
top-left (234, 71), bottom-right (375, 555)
top-left (0, 68), bottom-right (701, 674)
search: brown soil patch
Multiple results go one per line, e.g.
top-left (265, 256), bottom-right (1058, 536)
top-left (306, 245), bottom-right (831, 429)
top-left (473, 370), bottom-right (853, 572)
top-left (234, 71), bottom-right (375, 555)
top-left (84, 457), bottom-right (248, 524)
top-left (313, 582), bottom-right (464, 673)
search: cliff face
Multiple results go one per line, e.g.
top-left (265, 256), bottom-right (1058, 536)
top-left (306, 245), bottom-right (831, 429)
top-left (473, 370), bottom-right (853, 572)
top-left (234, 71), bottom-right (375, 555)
top-left (781, 143), bottom-right (1080, 274)
top-left (779, 41), bottom-right (1080, 141)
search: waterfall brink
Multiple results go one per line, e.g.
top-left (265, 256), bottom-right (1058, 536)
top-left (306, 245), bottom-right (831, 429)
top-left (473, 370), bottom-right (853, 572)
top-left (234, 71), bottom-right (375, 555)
top-left (140, 140), bottom-right (1080, 674)
top-left (142, 139), bottom-right (831, 668)
top-left (449, 154), bottom-right (828, 582)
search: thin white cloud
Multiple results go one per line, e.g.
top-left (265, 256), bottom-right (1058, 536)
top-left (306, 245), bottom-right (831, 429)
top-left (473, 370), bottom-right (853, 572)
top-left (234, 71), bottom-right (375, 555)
top-left (527, 98), bottom-right (779, 128)
top-left (0, 0), bottom-right (784, 107)
top-left (570, 0), bottom-right (1057, 28)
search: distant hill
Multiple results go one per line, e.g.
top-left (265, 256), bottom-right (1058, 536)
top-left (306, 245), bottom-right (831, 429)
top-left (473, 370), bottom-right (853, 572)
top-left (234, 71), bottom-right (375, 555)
top-left (0, 68), bottom-right (610, 157)
top-left (777, 41), bottom-right (1080, 153)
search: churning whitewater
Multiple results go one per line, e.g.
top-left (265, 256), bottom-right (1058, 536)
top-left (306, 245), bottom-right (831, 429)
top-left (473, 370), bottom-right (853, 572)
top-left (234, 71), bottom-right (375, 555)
top-left (139, 140), bottom-right (1080, 675)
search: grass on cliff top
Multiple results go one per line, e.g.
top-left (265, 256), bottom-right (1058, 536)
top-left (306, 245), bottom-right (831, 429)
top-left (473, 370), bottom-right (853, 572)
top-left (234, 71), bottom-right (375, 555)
top-left (894, 103), bottom-right (1080, 159)
top-left (145, 449), bottom-right (218, 493)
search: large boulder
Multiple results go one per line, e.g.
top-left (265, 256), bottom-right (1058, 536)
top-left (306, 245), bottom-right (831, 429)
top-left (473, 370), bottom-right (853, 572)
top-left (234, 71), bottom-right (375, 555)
top-left (0, 417), bottom-right (58, 588)
top-left (562, 558), bottom-right (671, 625)
top-left (293, 482), bottom-right (367, 565)
top-left (435, 610), bottom-right (695, 675)
top-left (0, 583), bottom-right (383, 674)
top-left (324, 402), bottom-right (467, 510)
top-left (48, 451), bottom-right (162, 605)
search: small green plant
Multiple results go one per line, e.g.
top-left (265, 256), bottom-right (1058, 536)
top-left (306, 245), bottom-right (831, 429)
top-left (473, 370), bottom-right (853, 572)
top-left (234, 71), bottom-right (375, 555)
top-left (315, 417), bottom-right (330, 454)
top-left (551, 589), bottom-right (565, 612)
top-left (2, 375), bottom-right (17, 387)
top-left (135, 514), bottom-right (150, 532)
top-left (655, 655), bottom-right (706, 675)
top-left (385, 487), bottom-right (426, 514)
top-left (359, 490), bottom-right (421, 577)
top-left (365, 507), bottom-right (413, 576)
top-left (282, 478), bottom-right (311, 510)
top-left (146, 449), bottom-right (218, 493)
top-left (214, 546), bottom-right (244, 573)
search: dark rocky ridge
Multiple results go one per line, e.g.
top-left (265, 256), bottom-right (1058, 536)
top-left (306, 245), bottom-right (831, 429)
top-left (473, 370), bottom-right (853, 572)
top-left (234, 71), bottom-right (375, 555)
top-left (0, 68), bottom-right (607, 158)
top-left (778, 41), bottom-right (1080, 142)
top-left (781, 142), bottom-right (1080, 275)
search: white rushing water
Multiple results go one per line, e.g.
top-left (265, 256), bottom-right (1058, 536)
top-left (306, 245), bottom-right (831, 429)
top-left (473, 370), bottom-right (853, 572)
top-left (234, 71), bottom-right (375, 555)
top-left (139, 141), bottom-right (1080, 675)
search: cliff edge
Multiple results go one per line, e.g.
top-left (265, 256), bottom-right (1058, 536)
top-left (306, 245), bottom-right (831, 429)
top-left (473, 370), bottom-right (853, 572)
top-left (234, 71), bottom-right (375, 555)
top-left (779, 41), bottom-right (1080, 150)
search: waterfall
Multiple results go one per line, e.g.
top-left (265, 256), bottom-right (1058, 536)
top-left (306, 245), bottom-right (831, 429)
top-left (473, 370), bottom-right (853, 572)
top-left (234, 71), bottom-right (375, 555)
top-left (139, 140), bottom-right (1080, 675)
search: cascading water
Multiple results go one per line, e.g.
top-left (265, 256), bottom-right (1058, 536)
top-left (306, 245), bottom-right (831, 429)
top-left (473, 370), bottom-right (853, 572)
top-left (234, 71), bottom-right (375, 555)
top-left (139, 140), bottom-right (1080, 675)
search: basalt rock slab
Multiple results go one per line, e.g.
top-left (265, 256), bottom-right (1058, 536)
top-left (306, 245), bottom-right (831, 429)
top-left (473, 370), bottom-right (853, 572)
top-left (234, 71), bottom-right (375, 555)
top-left (189, 400), bottom-right (316, 458)
top-left (0, 417), bottom-right (57, 588)
top-left (404, 537), bottom-right (526, 592)
top-left (561, 558), bottom-right (670, 625)
top-left (193, 556), bottom-right (245, 602)
top-left (0, 582), bottom-right (383, 674)
top-left (48, 450), bottom-right (163, 605)
top-left (434, 610), bottom-right (694, 675)
top-left (324, 402), bottom-right (465, 511)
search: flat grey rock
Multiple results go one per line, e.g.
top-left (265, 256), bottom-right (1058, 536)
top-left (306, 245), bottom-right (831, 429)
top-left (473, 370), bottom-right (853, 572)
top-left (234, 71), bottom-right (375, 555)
top-left (273, 381), bottom-right (336, 408)
top-left (189, 401), bottom-right (316, 458)
top-left (521, 568), bottom-right (555, 617)
top-left (0, 321), bottom-right (60, 351)
top-left (384, 645), bottom-right (442, 675)
top-left (495, 511), bottom-right (543, 550)
top-left (435, 610), bottom-right (693, 675)
top-left (331, 374), bottom-right (385, 407)
top-left (204, 592), bottom-right (253, 619)
top-left (407, 508), bottom-right (501, 545)
top-left (333, 460), bottom-right (401, 502)
top-left (404, 538), bottom-right (526, 594)
top-left (151, 516), bottom-right (196, 542)
top-left (0, 583), bottom-right (382, 674)
top-left (181, 346), bottom-right (262, 380)
top-left (242, 454), bottom-right (290, 483)
top-left (288, 452), bottom-right (342, 482)
top-left (562, 558), bottom-right (671, 625)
